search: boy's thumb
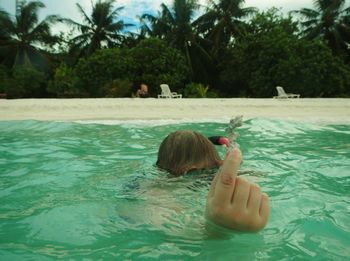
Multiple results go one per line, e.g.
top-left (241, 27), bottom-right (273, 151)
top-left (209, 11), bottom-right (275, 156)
top-left (220, 148), bottom-right (241, 185)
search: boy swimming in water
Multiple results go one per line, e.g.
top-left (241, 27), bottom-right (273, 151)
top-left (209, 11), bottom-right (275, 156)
top-left (157, 130), bottom-right (270, 232)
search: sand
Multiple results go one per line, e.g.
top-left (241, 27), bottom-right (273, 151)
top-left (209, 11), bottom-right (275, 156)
top-left (0, 98), bottom-right (349, 124)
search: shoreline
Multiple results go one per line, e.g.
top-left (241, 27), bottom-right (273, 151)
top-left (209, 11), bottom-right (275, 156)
top-left (0, 98), bottom-right (350, 124)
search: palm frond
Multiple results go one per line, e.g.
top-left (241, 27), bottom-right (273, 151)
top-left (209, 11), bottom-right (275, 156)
top-left (27, 14), bottom-right (59, 41)
top-left (70, 33), bottom-right (92, 43)
top-left (76, 3), bottom-right (94, 26)
top-left (337, 19), bottom-right (350, 41)
top-left (16, 1), bottom-right (45, 34)
top-left (240, 7), bottom-right (258, 18)
top-left (160, 3), bottom-right (176, 25)
top-left (294, 8), bottom-right (320, 20)
top-left (59, 17), bottom-right (90, 32)
top-left (0, 9), bottom-right (16, 36)
top-left (107, 6), bottom-right (124, 21)
top-left (192, 10), bottom-right (217, 36)
top-left (300, 18), bottom-right (319, 28)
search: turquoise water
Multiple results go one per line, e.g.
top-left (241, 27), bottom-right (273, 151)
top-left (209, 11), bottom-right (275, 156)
top-left (0, 119), bottom-right (349, 260)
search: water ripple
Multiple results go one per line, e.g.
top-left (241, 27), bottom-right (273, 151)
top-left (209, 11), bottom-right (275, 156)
top-left (0, 119), bottom-right (349, 259)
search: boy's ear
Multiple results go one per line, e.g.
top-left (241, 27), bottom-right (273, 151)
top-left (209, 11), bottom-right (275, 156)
top-left (182, 165), bottom-right (198, 174)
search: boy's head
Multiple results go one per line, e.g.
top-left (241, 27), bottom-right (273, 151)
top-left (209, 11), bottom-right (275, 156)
top-left (156, 130), bottom-right (222, 176)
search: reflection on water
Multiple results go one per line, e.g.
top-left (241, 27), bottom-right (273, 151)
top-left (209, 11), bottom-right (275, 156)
top-left (0, 119), bottom-right (349, 259)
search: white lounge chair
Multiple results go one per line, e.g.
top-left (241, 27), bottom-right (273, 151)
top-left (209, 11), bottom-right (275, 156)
top-left (273, 86), bottom-right (300, 99)
top-left (158, 84), bottom-right (182, 98)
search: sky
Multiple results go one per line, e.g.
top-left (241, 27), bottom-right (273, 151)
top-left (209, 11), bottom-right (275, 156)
top-left (0, 0), bottom-right (349, 34)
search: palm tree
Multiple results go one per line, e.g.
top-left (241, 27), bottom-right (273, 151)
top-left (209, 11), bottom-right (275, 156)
top-left (61, 0), bottom-right (133, 57)
top-left (0, 9), bottom-right (10, 43)
top-left (294, 0), bottom-right (350, 56)
top-left (194, 0), bottom-right (256, 56)
top-left (141, 1), bottom-right (198, 49)
top-left (139, 6), bottom-right (170, 40)
top-left (140, 0), bottom-right (214, 83)
top-left (0, 1), bottom-right (59, 69)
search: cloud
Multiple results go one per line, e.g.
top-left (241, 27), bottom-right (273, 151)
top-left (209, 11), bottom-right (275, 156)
top-left (1, 0), bottom-right (349, 35)
top-left (244, 0), bottom-right (313, 12)
top-left (0, 0), bottom-right (315, 24)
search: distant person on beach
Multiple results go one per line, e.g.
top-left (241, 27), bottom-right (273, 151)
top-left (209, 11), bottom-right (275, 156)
top-left (136, 83), bottom-right (150, 98)
top-left (157, 130), bottom-right (270, 232)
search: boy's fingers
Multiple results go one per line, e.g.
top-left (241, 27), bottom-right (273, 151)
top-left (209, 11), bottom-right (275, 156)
top-left (247, 184), bottom-right (262, 214)
top-left (208, 171), bottom-right (220, 198)
top-left (212, 148), bottom-right (242, 205)
top-left (221, 148), bottom-right (241, 179)
top-left (232, 177), bottom-right (250, 209)
top-left (259, 193), bottom-right (270, 225)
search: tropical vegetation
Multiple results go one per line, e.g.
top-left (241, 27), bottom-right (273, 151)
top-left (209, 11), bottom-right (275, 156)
top-left (0, 1), bottom-right (58, 70)
top-left (294, 0), bottom-right (350, 59)
top-left (59, 0), bottom-right (133, 58)
top-left (0, 0), bottom-right (350, 98)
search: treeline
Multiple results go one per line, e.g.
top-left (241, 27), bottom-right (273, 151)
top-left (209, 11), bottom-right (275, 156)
top-left (0, 0), bottom-right (350, 98)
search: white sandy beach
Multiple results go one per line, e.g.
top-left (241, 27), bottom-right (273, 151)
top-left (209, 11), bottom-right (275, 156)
top-left (0, 98), bottom-right (349, 123)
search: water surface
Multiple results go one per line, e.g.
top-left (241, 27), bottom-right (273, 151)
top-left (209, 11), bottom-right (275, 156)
top-left (0, 119), bottom-right (349, 260)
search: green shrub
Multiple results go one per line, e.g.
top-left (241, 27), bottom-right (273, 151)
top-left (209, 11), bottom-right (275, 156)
top-left (0, 65), bottom-right (9, 94)
top-left (129, 38), bottom-right (189, 95)
top-left (75, 48), bottom-right (134, 97)
top-left (101, 78), bottom-right (133, 97)
top-left (47, 63), bottom-right (85, 97)
top-left (219, 9), bottom-right (350, 97)
top-left (206, 89), bottom-right (221, 98)
top-left (183, 82), bottom-right (209, 98)
top-left (5, 66), bottom-right (46, 98)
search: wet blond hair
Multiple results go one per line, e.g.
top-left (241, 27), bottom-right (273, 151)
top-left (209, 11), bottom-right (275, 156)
top-left (156, 130), bottom-right (222, 176)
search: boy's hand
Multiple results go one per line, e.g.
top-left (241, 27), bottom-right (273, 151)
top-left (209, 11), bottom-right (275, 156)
top-left (206, 148), bottom-right (269, 231)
